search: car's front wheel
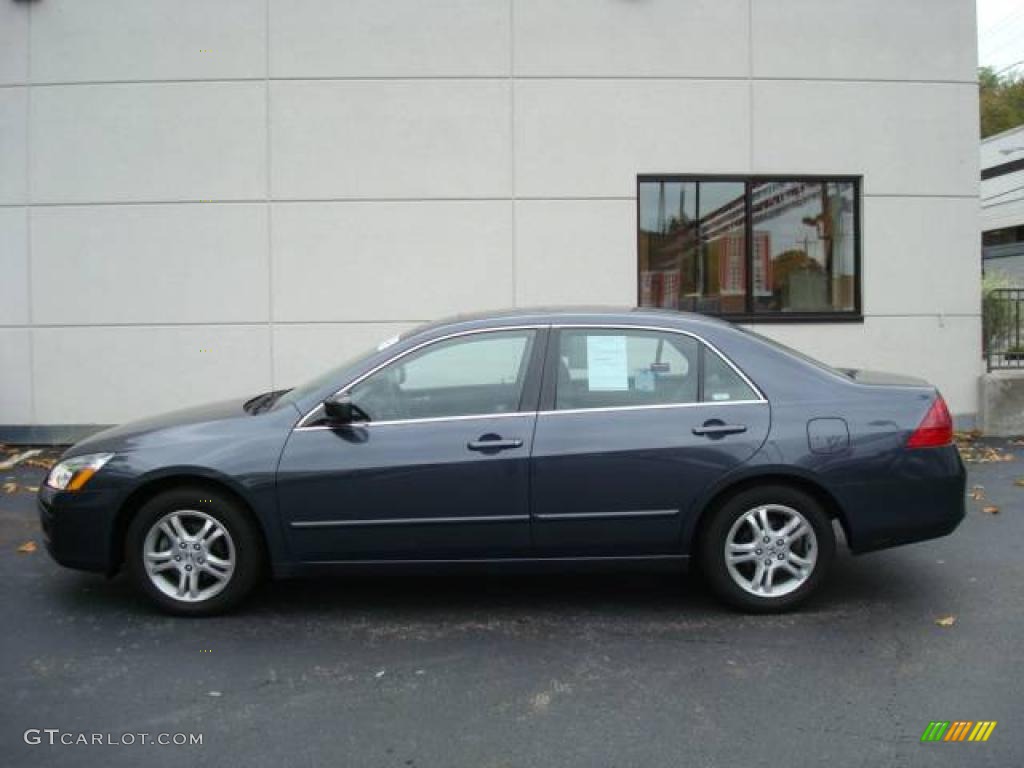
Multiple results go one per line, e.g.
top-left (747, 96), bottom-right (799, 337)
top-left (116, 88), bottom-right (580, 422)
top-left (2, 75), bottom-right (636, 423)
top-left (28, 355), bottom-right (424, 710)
top-left (125, 487), bottom-right (262, 616)
top-left (700, 485), bottom-right (835, 613)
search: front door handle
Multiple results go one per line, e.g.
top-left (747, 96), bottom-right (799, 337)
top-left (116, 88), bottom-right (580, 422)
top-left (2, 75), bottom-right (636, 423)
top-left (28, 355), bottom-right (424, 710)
top-left (467, 435), bottom-right (524, 452)
top-left (692, 422), bottom-right (747, 437)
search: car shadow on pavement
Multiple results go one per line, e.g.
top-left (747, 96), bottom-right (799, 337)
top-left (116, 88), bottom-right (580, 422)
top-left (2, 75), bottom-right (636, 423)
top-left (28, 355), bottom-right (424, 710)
top-left (42, 549), bottom-right (946, 626)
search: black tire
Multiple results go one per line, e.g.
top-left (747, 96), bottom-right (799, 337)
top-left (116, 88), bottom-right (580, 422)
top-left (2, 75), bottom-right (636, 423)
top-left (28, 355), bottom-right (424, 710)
top-left (125, 486), bottom-right (263, 616)
top-left (699, 484), bottom-right (835, 613)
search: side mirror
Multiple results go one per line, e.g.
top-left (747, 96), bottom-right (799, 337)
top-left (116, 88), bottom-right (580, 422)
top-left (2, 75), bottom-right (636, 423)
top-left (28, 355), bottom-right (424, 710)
top-left (323, 392), bottom-right (355, 424)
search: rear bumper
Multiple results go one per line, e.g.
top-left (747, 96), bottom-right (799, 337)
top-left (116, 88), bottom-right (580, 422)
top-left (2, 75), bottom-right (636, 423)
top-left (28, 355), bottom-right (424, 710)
top-left (834, 445), bottom-right (967, 554)
top-left (38, 485), bottom-right (120, 573)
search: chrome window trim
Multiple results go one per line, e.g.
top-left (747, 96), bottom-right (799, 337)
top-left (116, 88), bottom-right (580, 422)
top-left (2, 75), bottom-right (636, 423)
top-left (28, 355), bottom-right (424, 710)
top-left (297, 410), bottom-right (533, 431)
top-left (538, 399), bottom-right (765, 417)
top-left (295, 325), bottom-right (546, 429)
top-left (293, 321), bottom-right (767, 432)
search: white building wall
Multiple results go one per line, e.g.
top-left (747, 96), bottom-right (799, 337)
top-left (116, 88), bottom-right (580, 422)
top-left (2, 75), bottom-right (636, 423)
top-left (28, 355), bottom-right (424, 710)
top-left (0, 0), bottom-right (981, 429)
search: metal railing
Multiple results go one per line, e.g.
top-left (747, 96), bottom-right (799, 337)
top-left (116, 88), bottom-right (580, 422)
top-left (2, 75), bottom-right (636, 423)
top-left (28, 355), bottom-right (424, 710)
top-left (984, 287), bottom-right (1024, 371)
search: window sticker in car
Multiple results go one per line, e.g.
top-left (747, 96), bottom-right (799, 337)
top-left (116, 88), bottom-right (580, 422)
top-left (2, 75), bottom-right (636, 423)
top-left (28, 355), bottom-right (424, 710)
top-left (585, 335), bottom-right (628, 391)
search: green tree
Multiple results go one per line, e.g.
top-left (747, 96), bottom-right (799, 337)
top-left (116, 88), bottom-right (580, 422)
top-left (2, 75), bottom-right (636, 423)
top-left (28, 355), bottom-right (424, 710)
top-left (980, 66), bottom-right (1024, 138)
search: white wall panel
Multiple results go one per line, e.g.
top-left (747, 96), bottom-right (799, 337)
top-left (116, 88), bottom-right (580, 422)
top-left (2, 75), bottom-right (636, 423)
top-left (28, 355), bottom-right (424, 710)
top-left (271, 0), bottom-right (509, 77)
top-left (515, 0), bottom-right (748, 78)
top-left (30, 0), bottom-right (266, 84)
top-left (515, 80), bottom-right (750, 198)
top-left (0, 330), bottom-right (32, 423)
top-left (863, 197), bottom-right (980, 316)
top-left (272, 201), bottom-right (512, 322)
top-left (0, 0), bottom-right (29, 85)
top-left (31, 83), bottom-right (266, 203)
top-left (31, 204), bottom-right (269, 324)
top-left (752, 0), bottom-right (976, 82)
top-left (271, 80), bottom-right (510, 200)
top-left (515, 200), bottom-right (636, 306)
top-left (33, 326), bottom-right (271, 424)
top-left (753, 81), bottom-right (978, 196)
top-left (0, 88), bottom-right (27, 204)
top-left (0, 209), bottom-right (28, 325)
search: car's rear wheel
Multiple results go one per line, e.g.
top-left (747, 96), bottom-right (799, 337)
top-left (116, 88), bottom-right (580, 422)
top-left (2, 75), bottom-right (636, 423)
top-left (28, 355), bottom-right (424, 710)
top-left (700, 485), bottom-right (835, 613)
top-left (125, 487), bottom-right (262, 616)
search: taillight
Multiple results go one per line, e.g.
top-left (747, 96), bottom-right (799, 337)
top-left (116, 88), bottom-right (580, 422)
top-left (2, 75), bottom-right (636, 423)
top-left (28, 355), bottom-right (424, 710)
top-left (906, 394), bottom-right (953, 449)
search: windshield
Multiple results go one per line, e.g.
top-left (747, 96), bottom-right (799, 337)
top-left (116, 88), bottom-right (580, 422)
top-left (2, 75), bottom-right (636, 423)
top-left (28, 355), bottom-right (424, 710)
top-left (274, 333), bottom-right (405, 409)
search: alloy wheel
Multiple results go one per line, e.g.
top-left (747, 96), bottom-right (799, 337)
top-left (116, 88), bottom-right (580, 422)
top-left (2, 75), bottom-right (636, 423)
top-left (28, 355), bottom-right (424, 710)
top-left (723, 504), bottom-right (818, 598)
top-left (142, 510), bottom-right (236, 603)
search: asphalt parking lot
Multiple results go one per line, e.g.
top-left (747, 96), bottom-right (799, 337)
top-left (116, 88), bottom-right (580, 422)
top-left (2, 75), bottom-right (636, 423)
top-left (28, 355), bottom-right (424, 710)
top-left (1, 441), bottom-right (1022, 768)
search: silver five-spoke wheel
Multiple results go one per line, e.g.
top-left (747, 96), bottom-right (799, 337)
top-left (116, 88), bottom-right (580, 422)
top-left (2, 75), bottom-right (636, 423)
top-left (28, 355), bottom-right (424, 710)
top-left (143, 510), bottom-right (236, 603)
top-left (724, 504), bottom-right (818, 598)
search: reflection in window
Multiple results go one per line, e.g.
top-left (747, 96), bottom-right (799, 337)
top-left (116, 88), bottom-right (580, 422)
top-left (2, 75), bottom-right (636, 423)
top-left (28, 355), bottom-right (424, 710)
top-left (638, 181), bottom-right (747, 314)
top-left (639, 177), bottom-right (859, 318)
top-left (752, 181), bottom-right (856, 313)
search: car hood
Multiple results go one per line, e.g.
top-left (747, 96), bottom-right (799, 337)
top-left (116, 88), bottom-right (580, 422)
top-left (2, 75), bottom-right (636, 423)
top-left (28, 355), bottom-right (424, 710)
top-left (67, 397), bottom-right (256, 456)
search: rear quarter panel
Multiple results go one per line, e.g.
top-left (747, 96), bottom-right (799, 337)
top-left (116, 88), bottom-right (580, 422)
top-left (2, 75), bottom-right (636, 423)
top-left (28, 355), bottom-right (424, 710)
top-left (686, 325), bottom-right (965, 553)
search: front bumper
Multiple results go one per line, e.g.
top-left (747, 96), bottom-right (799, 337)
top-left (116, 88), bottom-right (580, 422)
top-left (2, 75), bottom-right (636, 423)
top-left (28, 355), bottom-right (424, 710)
top-left (38, 485), bottom-right (121, 573)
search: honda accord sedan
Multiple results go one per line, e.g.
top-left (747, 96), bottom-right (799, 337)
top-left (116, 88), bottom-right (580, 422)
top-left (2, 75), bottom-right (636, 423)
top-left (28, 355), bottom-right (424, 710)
top-left (39, 308), bottom-right (965, 615)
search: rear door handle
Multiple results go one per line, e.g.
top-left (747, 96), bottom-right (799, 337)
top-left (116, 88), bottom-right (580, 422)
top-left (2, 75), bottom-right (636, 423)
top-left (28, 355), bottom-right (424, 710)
top-left (467, 437), bottom-right (523, 452)
top-left (692, 423), bottom-right (747, 437)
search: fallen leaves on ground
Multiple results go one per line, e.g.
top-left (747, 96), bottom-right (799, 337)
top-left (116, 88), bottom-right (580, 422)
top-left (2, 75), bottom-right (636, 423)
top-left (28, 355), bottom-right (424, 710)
top-left (969, 485), bottom-right (986, 500)
top-left (955, 431), bottom-right (1016, 463)
top-left (23, 457), bottom-right (56, 470)
top-left (16, 541), bottom-right (37, 554)
top-left (935, 615), bottom-right (957, 628)
top-left (2, 482), bottom-right (38, 495)
top-left (982, 505), bottom-right (1000, 515)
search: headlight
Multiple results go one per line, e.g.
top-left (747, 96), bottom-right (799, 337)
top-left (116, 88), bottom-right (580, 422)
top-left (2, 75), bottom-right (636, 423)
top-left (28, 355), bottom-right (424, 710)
top-left (45, 453), bottom-right (115, 492)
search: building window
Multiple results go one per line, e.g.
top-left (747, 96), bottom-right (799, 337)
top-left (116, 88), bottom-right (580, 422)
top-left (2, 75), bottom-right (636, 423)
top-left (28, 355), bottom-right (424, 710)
top-left (638, 176), bottom-right (861, 321)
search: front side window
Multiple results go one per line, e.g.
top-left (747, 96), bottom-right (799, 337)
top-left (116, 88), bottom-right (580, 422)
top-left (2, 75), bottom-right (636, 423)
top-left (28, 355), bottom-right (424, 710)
top-left (638, 176), bottom-right (860, 319)
top-left (349, 330), bottom-right (536, 422)
top-left (555, 329), bottom-right (700, 410)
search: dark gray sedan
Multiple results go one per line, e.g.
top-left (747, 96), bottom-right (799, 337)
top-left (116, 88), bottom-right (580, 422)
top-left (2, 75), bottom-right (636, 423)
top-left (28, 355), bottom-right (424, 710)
top-left (38, 308), bottom-right (965, 615)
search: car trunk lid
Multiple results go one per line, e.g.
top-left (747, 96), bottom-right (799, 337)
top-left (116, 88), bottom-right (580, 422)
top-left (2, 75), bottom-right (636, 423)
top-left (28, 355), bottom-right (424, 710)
top-left (836, 368), bottom-right (931, 388)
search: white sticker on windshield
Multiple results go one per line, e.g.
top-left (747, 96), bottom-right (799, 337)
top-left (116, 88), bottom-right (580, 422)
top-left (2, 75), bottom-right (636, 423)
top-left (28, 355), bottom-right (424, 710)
top-left (376, 335), bottom-right (400, 352)
top-left (586, 335), bottom-right (628, 391)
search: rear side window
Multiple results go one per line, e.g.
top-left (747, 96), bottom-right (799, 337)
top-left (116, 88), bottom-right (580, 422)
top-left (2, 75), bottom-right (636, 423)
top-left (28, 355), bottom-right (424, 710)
top-left (703, 347), bottom-right (759, 402)
top-left (555, 329), bottom-right (700, 410)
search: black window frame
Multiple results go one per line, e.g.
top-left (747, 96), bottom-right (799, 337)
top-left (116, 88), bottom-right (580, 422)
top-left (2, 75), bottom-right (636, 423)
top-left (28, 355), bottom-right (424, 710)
top-left (636, 174), bottom-right (863, 323)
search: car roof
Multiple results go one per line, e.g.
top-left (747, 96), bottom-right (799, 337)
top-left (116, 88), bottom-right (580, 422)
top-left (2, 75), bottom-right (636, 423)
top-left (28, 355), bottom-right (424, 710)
top-left (408, 306), bottom-right (734, 338)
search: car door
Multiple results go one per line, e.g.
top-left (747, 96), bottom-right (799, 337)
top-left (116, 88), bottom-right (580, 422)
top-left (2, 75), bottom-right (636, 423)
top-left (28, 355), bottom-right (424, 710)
top-left (530, 326), bottom-right (770, 556)
top-left (277, 327), bottom-right (546, 561)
